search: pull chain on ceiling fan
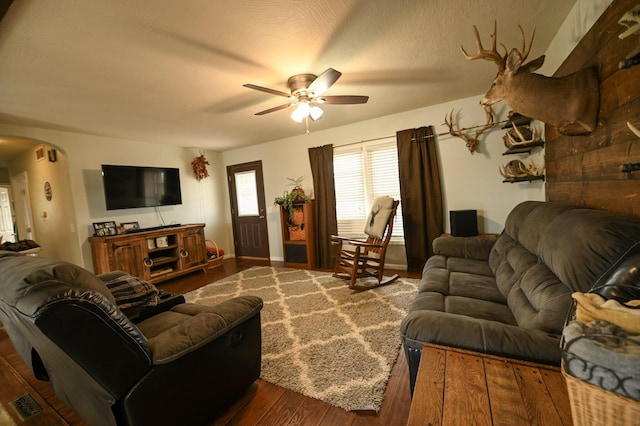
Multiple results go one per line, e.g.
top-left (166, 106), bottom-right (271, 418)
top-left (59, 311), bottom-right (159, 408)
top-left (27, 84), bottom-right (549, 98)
top-left (243, 68), bottom-right (369, 127)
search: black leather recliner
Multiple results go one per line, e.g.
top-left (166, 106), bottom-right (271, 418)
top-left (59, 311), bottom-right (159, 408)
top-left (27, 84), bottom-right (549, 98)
top-left (0, 251), bottom-right (263, 425)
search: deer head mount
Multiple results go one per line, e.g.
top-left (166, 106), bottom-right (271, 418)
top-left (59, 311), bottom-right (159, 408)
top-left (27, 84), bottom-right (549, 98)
top-left (461, 22), bottom-right (600, 136)
top-left (443, 105), bottom-right (494, 153)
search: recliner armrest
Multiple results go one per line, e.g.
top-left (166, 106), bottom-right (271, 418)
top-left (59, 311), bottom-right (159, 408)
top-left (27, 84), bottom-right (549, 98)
top-left (134, 292), bottom-right (186, 323)
top-left (138, 295), bottom-right (263, 364)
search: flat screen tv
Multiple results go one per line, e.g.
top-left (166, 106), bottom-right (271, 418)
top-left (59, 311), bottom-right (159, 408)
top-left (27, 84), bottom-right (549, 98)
top-left (101, 164), bottom-right (183, 210)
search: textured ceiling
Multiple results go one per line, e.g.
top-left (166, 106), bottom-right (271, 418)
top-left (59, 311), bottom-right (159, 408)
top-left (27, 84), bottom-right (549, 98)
top-left (0, 0), bottom-right (577, 157)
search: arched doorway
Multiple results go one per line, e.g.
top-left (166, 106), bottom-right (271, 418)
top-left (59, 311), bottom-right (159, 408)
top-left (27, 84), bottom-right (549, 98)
top-left (0, 136), bottom-right (80, 263)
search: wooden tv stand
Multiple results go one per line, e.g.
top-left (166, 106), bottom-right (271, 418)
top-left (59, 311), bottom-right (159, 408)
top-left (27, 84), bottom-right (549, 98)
top-left (90, 224), bottom-right (207, 284)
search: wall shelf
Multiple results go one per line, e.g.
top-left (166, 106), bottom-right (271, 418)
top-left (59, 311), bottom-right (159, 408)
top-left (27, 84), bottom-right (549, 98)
top-left (502, 175), bottom-right (545, 183)
top-left (502, 141), bottom-right (545, 155)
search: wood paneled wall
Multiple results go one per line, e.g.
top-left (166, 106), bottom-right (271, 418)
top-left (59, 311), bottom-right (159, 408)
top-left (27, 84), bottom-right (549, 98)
top-left (545, 0), bottom-right (640, 217)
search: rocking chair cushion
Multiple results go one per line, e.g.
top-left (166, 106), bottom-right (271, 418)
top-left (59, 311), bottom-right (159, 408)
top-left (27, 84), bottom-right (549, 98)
top-left (364, 196), bottom-right (395, 239)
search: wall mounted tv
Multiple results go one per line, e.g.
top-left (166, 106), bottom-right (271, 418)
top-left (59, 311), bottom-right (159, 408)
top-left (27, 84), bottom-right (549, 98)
top-left (101, 164), bottom-right (183, 210)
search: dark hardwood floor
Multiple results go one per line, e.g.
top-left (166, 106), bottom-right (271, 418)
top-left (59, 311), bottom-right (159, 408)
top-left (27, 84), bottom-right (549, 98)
top-left (0, 258), bottom-right (419, 425)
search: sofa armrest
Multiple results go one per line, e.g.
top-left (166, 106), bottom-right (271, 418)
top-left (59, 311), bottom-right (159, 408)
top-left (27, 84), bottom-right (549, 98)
top-left (432, 236), bottom-right (496, 260)
top-left (140, 295), bottom-right (263, 364)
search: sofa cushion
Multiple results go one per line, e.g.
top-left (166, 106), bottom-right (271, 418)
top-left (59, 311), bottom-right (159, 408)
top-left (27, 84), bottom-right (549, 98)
top-left (105, 274), bottom-right (159, 320)
top-left (449, 272), bottom-right (505, 304)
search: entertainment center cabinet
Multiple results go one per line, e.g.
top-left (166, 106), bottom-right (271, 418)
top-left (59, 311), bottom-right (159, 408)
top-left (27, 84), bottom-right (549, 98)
top-left (89, 224), bottom-right (207, 284)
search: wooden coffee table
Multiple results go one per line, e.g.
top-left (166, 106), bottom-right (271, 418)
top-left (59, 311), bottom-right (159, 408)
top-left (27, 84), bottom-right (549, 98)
top-left (408, 343), bottom-right (572, 425)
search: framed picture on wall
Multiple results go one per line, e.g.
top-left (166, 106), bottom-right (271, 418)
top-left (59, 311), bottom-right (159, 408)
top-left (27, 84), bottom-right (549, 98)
top-left (93, 221), bottom-right (117, 237)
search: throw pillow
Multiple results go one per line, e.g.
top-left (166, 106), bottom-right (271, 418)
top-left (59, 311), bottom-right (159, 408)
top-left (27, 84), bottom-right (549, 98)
top-left (105, 274), bottom-right (159, 320)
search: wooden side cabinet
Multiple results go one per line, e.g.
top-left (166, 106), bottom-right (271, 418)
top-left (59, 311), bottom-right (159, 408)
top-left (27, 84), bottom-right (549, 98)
top-left (90, 224), bottom-right (207, 284)
top-left (279, 201), bottom-right (315, 269)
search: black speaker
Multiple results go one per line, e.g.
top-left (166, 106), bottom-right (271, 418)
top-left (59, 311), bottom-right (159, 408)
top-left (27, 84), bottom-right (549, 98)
top-left (450, 210), bottom-right (478, 237)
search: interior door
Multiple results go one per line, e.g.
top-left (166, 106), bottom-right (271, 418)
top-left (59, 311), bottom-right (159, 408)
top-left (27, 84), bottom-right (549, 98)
top-left (0, 186), bottom-right (15, 243)
top-left (227, 161), bottom-right (270, 259)
top-left (10, 172), bottom-right (36, 241)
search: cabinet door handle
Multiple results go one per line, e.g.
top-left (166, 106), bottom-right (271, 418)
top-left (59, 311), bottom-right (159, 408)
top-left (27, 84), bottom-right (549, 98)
top-left (180, 250), bottom-right (188, 258)
top-left (143, 258), bottom-right (153, 267)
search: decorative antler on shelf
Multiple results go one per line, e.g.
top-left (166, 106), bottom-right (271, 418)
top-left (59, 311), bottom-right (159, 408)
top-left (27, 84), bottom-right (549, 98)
top-left (443, 105), bottom-right (494, 153)
top-left (503, 123), bottom-right (541, 148)
top-left (499, 159), bottom-right (544, 179)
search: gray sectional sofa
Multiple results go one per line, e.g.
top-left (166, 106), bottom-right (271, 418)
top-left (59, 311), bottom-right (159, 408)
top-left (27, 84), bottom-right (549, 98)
top-left (400, 201), bottom-right (640, 393)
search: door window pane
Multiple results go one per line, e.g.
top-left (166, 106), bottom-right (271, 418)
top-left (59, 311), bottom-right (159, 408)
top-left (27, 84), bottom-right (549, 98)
top-left (235, 171), bottom-right (259, 216)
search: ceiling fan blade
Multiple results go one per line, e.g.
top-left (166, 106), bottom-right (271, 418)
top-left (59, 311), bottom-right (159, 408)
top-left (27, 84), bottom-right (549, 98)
top-left (318, 95), bottom-right (369, 104)
top-left (308, 68), bottom-right (342, 96)
top-left (254, 103), bottom-right (294, 116)
top-left (243, 84), bottom-right (291, 98)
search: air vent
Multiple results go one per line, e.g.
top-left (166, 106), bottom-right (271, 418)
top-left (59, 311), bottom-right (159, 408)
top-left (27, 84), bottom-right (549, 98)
top-left (10, 394), bottom-right (42, 420)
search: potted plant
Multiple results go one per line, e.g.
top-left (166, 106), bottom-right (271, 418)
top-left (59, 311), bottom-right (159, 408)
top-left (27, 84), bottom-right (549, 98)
top-left (274, 177), bottom-right (310, 224)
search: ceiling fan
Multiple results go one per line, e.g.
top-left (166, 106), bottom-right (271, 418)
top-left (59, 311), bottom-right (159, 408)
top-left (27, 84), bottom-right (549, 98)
top-left (243, 68), bottom-right (368, 123)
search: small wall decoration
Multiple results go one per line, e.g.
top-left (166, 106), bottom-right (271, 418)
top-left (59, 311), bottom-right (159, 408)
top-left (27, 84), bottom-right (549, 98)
top-left (191, 153), bottom-right (209, 181)
top-left (44, 182), bottom-right (52, 201)
top-left (93, 221), bottom-right (117, 236)
top-left (35, 145), bottom-right (46, 161)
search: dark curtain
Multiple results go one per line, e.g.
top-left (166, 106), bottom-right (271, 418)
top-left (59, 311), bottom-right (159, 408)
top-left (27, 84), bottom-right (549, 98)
top-left (396, 126), bottom-right (443, 272)
top-left (308, 144), bottom-right (338, 269)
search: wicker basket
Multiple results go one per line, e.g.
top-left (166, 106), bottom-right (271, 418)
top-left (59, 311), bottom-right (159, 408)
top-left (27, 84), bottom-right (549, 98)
top-left (288, 225), bottom-right (306, 241)
top-left (205, 240), bottom-right (224, 269)
top-left (292, 206), bottom-right (304, 225)
top-left (562, 361), bottom-right (640, 426)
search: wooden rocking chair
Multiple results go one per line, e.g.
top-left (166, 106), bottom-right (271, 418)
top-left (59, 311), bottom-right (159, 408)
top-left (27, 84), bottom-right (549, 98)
top-left (331, 196), bottom-right (400, 290)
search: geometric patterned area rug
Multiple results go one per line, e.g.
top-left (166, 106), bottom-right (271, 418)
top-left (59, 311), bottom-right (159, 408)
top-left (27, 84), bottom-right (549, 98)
top-left (185, 266), bottom-right (419, 412)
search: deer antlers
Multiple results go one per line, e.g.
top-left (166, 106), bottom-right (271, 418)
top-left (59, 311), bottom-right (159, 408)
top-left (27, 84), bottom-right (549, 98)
top-left (460, 21), bottom-right (535, 70)
top-left (503, 123), bottom-right (541, 148)
top-left (499, 159), bottom-right (544, 180)
top-left (443, 105), bottom-right (494, 153)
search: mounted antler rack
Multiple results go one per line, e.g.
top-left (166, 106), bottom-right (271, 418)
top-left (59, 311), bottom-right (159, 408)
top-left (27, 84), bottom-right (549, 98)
top-left (443, 105), bottom-right (496, 153)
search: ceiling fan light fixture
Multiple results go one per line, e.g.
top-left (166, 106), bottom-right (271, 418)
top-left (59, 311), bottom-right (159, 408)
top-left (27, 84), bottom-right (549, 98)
top-left (245, 68), bottom-right (367, 122)
top-left (310, 105), bottom-right (323, 121)
top-left (291, 102), bottom-right (310, 122)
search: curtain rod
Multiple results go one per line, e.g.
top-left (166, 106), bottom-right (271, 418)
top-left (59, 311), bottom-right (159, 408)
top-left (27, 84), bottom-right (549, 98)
top-left (334, 119), bottom-right (510, 148)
